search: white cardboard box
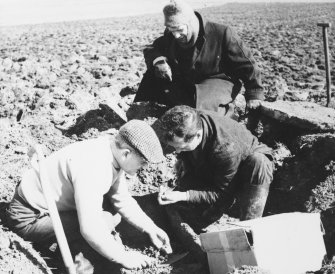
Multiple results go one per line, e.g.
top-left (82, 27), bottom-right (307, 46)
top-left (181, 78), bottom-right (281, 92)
top-left (200, 213), bottom-right (326, 274)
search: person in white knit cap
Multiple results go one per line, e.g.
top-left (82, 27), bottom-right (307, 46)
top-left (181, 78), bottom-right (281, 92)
top-left (5, 119), bottom-right (171, 271)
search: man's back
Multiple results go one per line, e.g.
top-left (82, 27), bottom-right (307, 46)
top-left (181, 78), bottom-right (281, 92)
top-left (19, 136), bottom-right (116, 212)
top-left (180, 111), bottom-right (271, 189)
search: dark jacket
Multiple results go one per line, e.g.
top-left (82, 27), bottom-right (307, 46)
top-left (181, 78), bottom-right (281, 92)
top-left (178, 111), bottom-right (272, 204)
top-left (144, 12), bottom-right (264, 101)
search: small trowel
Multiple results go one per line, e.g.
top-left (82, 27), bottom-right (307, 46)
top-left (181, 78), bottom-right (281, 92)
top-left (158, 251), bottom-right (189, 267)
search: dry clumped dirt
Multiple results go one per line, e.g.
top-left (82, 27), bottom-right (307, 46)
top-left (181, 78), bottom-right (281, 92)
top-left (0, 2), bottom-right (335, 274)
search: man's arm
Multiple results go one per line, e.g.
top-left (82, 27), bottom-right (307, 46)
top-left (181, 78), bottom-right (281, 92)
top-left (159, 144), bottom-right (241, 206)
top-left (187, 144), bottom-right (241, 203)
top-left (143, 30), bottom-right (171, 69)
top-left (71, 162), bottom-right (155, 269)
top-left (222, 26), bottom-right (264, 102)
top-left (108, 172), bottom-right (171, 252)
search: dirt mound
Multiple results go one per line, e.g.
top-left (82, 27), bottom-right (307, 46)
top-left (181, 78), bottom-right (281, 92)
top-left (0, 225), bottom-right (51, 274)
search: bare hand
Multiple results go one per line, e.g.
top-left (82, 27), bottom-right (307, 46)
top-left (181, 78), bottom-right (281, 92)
top-left (158, 189), bottom-right (187, 205)
top-left (75, 252), bottom-right (94, 274)
top-left (148, 227), bottom-right (172, 254)
top-left (246, 99), bottom-right (262, 110)
top-left (154, 61), bottom-right (172, 82)
top-left (121, 251), bottom-right (155, 270)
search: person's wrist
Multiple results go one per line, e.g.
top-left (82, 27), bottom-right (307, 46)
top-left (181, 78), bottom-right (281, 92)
top-left (141, 220), bottom-right (157, 235)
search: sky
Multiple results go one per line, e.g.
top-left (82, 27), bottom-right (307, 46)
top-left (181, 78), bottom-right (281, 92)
top-left (0, 0), bottom-right (334, 26)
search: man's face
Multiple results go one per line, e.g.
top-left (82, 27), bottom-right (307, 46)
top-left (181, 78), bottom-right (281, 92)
top-left (166, 24), bottom-right (189, 45)
top-left (122, 152), bottom-right (148, 176)
top-left (167, 134), bottom-right (201, 154)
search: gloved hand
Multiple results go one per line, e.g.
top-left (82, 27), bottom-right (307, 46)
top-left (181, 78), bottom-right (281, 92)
top-left (154, 60), bottom-right (172, 82)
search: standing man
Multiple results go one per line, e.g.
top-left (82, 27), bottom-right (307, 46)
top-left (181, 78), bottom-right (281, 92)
top-left (135, 0), bottom-right (264, 116)
top-left (5, 120), bottom-right (171, 271)
top-left (156, 105), bottom-right (273, 221)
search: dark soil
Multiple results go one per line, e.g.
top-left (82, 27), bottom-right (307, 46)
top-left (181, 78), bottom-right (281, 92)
top-left (0, 2), bottom-right (335, 274)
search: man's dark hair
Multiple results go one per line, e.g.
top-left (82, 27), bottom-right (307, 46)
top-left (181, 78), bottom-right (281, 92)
top-left (159, 105), bottom-right (202, 142)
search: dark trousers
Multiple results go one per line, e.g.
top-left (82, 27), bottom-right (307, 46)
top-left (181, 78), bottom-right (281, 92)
top-left (135, 69), bottom-right (239, 115)
top-left (5, 188), bottom-right (121, 273)
top-left (135, 69), bottom-right (196, 107)
top-left (236, 152), bottom-right (273, 220)
top-left (5, 189), bottom-right (81, 245)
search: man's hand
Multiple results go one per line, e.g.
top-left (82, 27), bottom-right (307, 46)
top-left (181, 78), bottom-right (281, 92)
top-left (121, 251), bottom-right (155, 270)
top-left (158, 189), bottom-right (188, 205)
top-left (75, 252), bottom-right (94, 274)
top-left (154, 60), bottom-right (172, 82)
top-left (246, 99), bottom-right (262, 110)
top-left (147, 226), bottom-right (172, 254)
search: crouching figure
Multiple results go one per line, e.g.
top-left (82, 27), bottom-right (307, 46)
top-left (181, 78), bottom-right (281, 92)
top-left (156, 105), bottom-right (274, 222)
top-left (5, 120), bottom-right (171, 272)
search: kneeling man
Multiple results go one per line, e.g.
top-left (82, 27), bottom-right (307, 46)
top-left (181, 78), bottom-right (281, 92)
top-left (156, 105), bottom-right (273, 221)
top-left (6, 120), bottom-right (171, 270)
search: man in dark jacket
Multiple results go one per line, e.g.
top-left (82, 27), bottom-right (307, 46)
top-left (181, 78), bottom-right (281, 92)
top-left (134, 0), bottom-right (264, 115)
top-left (156, 105), bottom-right (273, 221)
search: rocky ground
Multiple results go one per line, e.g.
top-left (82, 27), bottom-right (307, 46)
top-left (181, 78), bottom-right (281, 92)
top-left (0, 2), bottom-right (335, 274)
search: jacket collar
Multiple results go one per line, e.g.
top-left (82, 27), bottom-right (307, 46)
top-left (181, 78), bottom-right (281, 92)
top-left (191, 12), bottom-right (206, 66)
top-left (189, 114), bottom-right (211, 166)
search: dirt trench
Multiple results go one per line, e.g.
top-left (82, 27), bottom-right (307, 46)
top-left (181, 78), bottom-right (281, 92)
top-left (71, 102), bottom-right (335, 274)
top-left (1, 101), bottom-right (335, 274)
top-left (1, 2), bottom-right (335, 273)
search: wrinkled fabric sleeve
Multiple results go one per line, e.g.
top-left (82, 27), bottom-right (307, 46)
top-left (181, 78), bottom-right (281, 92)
top-left (222, 26), bottom-right (264, 101)
top-left (185, 143), bottom-right (242, 205)
top-left (143, 30), bottom-right (170, 69)
top-left (108, 172), bottom-right (155, 232)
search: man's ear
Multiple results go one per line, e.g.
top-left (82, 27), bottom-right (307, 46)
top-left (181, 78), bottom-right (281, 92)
top-left (122, 148), bottom-right (131, 159)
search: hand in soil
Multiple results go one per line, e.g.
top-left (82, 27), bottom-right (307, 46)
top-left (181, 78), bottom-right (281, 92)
top-left (148, 227), bottom-right (172, 254)
top-left (122, 251), bottom-right (156, 270)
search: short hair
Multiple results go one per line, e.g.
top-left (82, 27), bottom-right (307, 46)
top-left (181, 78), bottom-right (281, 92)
top-left (158, 105), bottom-right (202, 143)
top-left (163, 0), bottom-right (194, 21)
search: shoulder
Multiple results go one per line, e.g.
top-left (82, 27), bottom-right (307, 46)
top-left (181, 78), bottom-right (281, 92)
top-left (71, 136), bottom-right (110, 154)
top-left (66, 136), bottom-right (113, 173)
top-left (202, 16), bottom-right (230, 37)
top-left (200, 110), bottom-right (234, 127)
top-left (70, 137), bottom-right (115, 192)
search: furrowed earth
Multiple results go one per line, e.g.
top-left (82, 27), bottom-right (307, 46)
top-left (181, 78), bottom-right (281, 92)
top-left (0, 2), bottom-right (335, 274)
